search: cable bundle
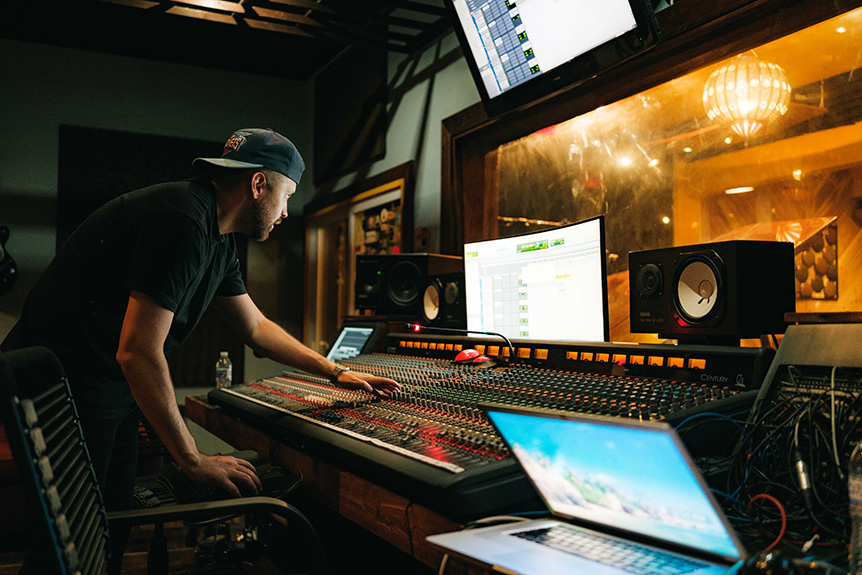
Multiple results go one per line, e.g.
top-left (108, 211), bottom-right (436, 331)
top-left (678, 365), bottom-right (862, 558)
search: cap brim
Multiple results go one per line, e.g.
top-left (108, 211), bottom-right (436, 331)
top-left (193, 157), bottom-right (265, 171)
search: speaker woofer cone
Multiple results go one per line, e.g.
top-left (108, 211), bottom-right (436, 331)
top-left (423, 280), bottom-right (442, 323)
top-left (673, 254), bottom-right (722, 324)
top-left (387, 261), bottom-right (422, 307)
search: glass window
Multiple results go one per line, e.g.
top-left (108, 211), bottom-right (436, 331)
top-left (497, 7), bottom-right (862, 341)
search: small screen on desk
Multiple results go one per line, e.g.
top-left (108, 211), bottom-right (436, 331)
top-left (326, 326), bottom-right (376, 361)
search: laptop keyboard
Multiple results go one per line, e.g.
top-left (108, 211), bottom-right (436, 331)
top-left (511, 524), bottom-right (709, 575)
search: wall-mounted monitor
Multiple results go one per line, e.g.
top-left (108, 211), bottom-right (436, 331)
top-left (445, 0), bottom-right (657, 116)
top-left (464, 215), bottom-right (609, 342)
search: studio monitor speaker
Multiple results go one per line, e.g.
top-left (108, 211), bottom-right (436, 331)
top-left (421, 272), bottom-right (466, 329)
top-left (355, 254), bottom-right (464, 324)
top-left (629, 240), bottom-right (795, 343)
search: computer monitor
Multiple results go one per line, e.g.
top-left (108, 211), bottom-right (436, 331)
top-left (464, 215), bottom-right (609, 342)
top-left (444, 0), bottom-right (656, 116)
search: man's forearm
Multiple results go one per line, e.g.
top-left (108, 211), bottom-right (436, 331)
top-left (250, 318), bottom-right (336, 378)
top-left (239, 310), bottom-right (399, 397)
top-left (119, 351), bottom-right (200, 469)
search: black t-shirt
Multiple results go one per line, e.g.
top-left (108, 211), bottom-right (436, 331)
top-left (1, 178), bottom-right (246, 415)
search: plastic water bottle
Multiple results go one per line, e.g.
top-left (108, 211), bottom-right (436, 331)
top-left (850, 442), bottom-right (862, 574)
top-left (215, 351), bottom-right (232, 388)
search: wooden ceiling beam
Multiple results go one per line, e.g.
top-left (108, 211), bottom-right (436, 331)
top-left (96, 0), bottom-right (161, 9)
top-left (342, 0), bottom-right (447, 17)
top-left (83, 0), bottom-right (448, 56)
top-left (265, 0), bottom-right (343, 15)
top-left (402, 14), bottom-right (451, 52)
top-left (264, 0), bottom-right (441, 30)
top-left (243, 18), bottom-right (315, 36)
top-left (172, 0), bottom-right (245, 13)
top-left (251, 6), bottom-right (322, 27)
top-left (312, 18), bottom-right (411, 46)
top-left (165, 5), bottom-right (237, 23)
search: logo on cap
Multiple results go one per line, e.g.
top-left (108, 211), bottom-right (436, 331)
top-left (223, 131), bottom-right (249, 155)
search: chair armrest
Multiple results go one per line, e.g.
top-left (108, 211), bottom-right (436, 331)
top-left (107, 496), bottom-right (328, 574)
top-left (107, 495), bottom-right (296, 526)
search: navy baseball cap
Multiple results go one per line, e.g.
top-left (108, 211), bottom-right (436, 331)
top-left (193, 128), bottom-right (305, 184)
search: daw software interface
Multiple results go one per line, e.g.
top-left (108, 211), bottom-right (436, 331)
top-left (464, 216), bottom-right (608, 342)
top-left (450, 0), bottom-right (638, 99)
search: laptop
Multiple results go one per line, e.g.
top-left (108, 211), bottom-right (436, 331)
top-left (426, 405), bottom-right (746, 575)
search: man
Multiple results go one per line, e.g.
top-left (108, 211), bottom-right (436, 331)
top-left (2, 128), bottom-right (399, 572)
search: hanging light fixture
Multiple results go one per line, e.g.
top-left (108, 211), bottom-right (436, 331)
top-left (702, 55), bottom-right (792, 138)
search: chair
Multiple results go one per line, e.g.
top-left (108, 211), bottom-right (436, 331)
top-left (0, 346), bottom-right (328, 575)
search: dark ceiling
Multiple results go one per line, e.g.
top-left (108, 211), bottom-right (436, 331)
top-left (0, 0), bottom-right (452, 81)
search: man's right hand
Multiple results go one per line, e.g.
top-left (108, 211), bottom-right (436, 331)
top-left (181, 453), bottom-right (263, 498)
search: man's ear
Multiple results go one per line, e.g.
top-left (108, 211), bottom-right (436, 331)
top-left (250, 171), bottom-right (267, 199)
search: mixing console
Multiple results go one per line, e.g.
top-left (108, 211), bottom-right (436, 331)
top-left (352, 354), bottom-right (742, 420)
top-left (208, 334), bottom-right (774, 520)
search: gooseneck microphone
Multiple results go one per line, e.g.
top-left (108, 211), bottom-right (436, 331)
top-left (404, 323), bottom-right (516, 365)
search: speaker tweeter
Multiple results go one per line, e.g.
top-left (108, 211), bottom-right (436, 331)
top-left (635, 263), bottom-right (663, 298)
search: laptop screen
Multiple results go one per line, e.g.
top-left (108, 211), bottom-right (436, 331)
top-left (486, 408), bottom-right (742, 560)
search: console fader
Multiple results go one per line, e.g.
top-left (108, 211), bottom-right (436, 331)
top-left (208, 333), bottom-right (775, 520)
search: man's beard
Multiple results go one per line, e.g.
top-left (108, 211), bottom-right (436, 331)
top-left (249, 200), bottom-right (270, 242)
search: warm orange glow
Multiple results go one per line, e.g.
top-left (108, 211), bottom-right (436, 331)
top-left (703, 55), bottom-right (792, 138)
top-left (725, 186), bottom-right (755, 195)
